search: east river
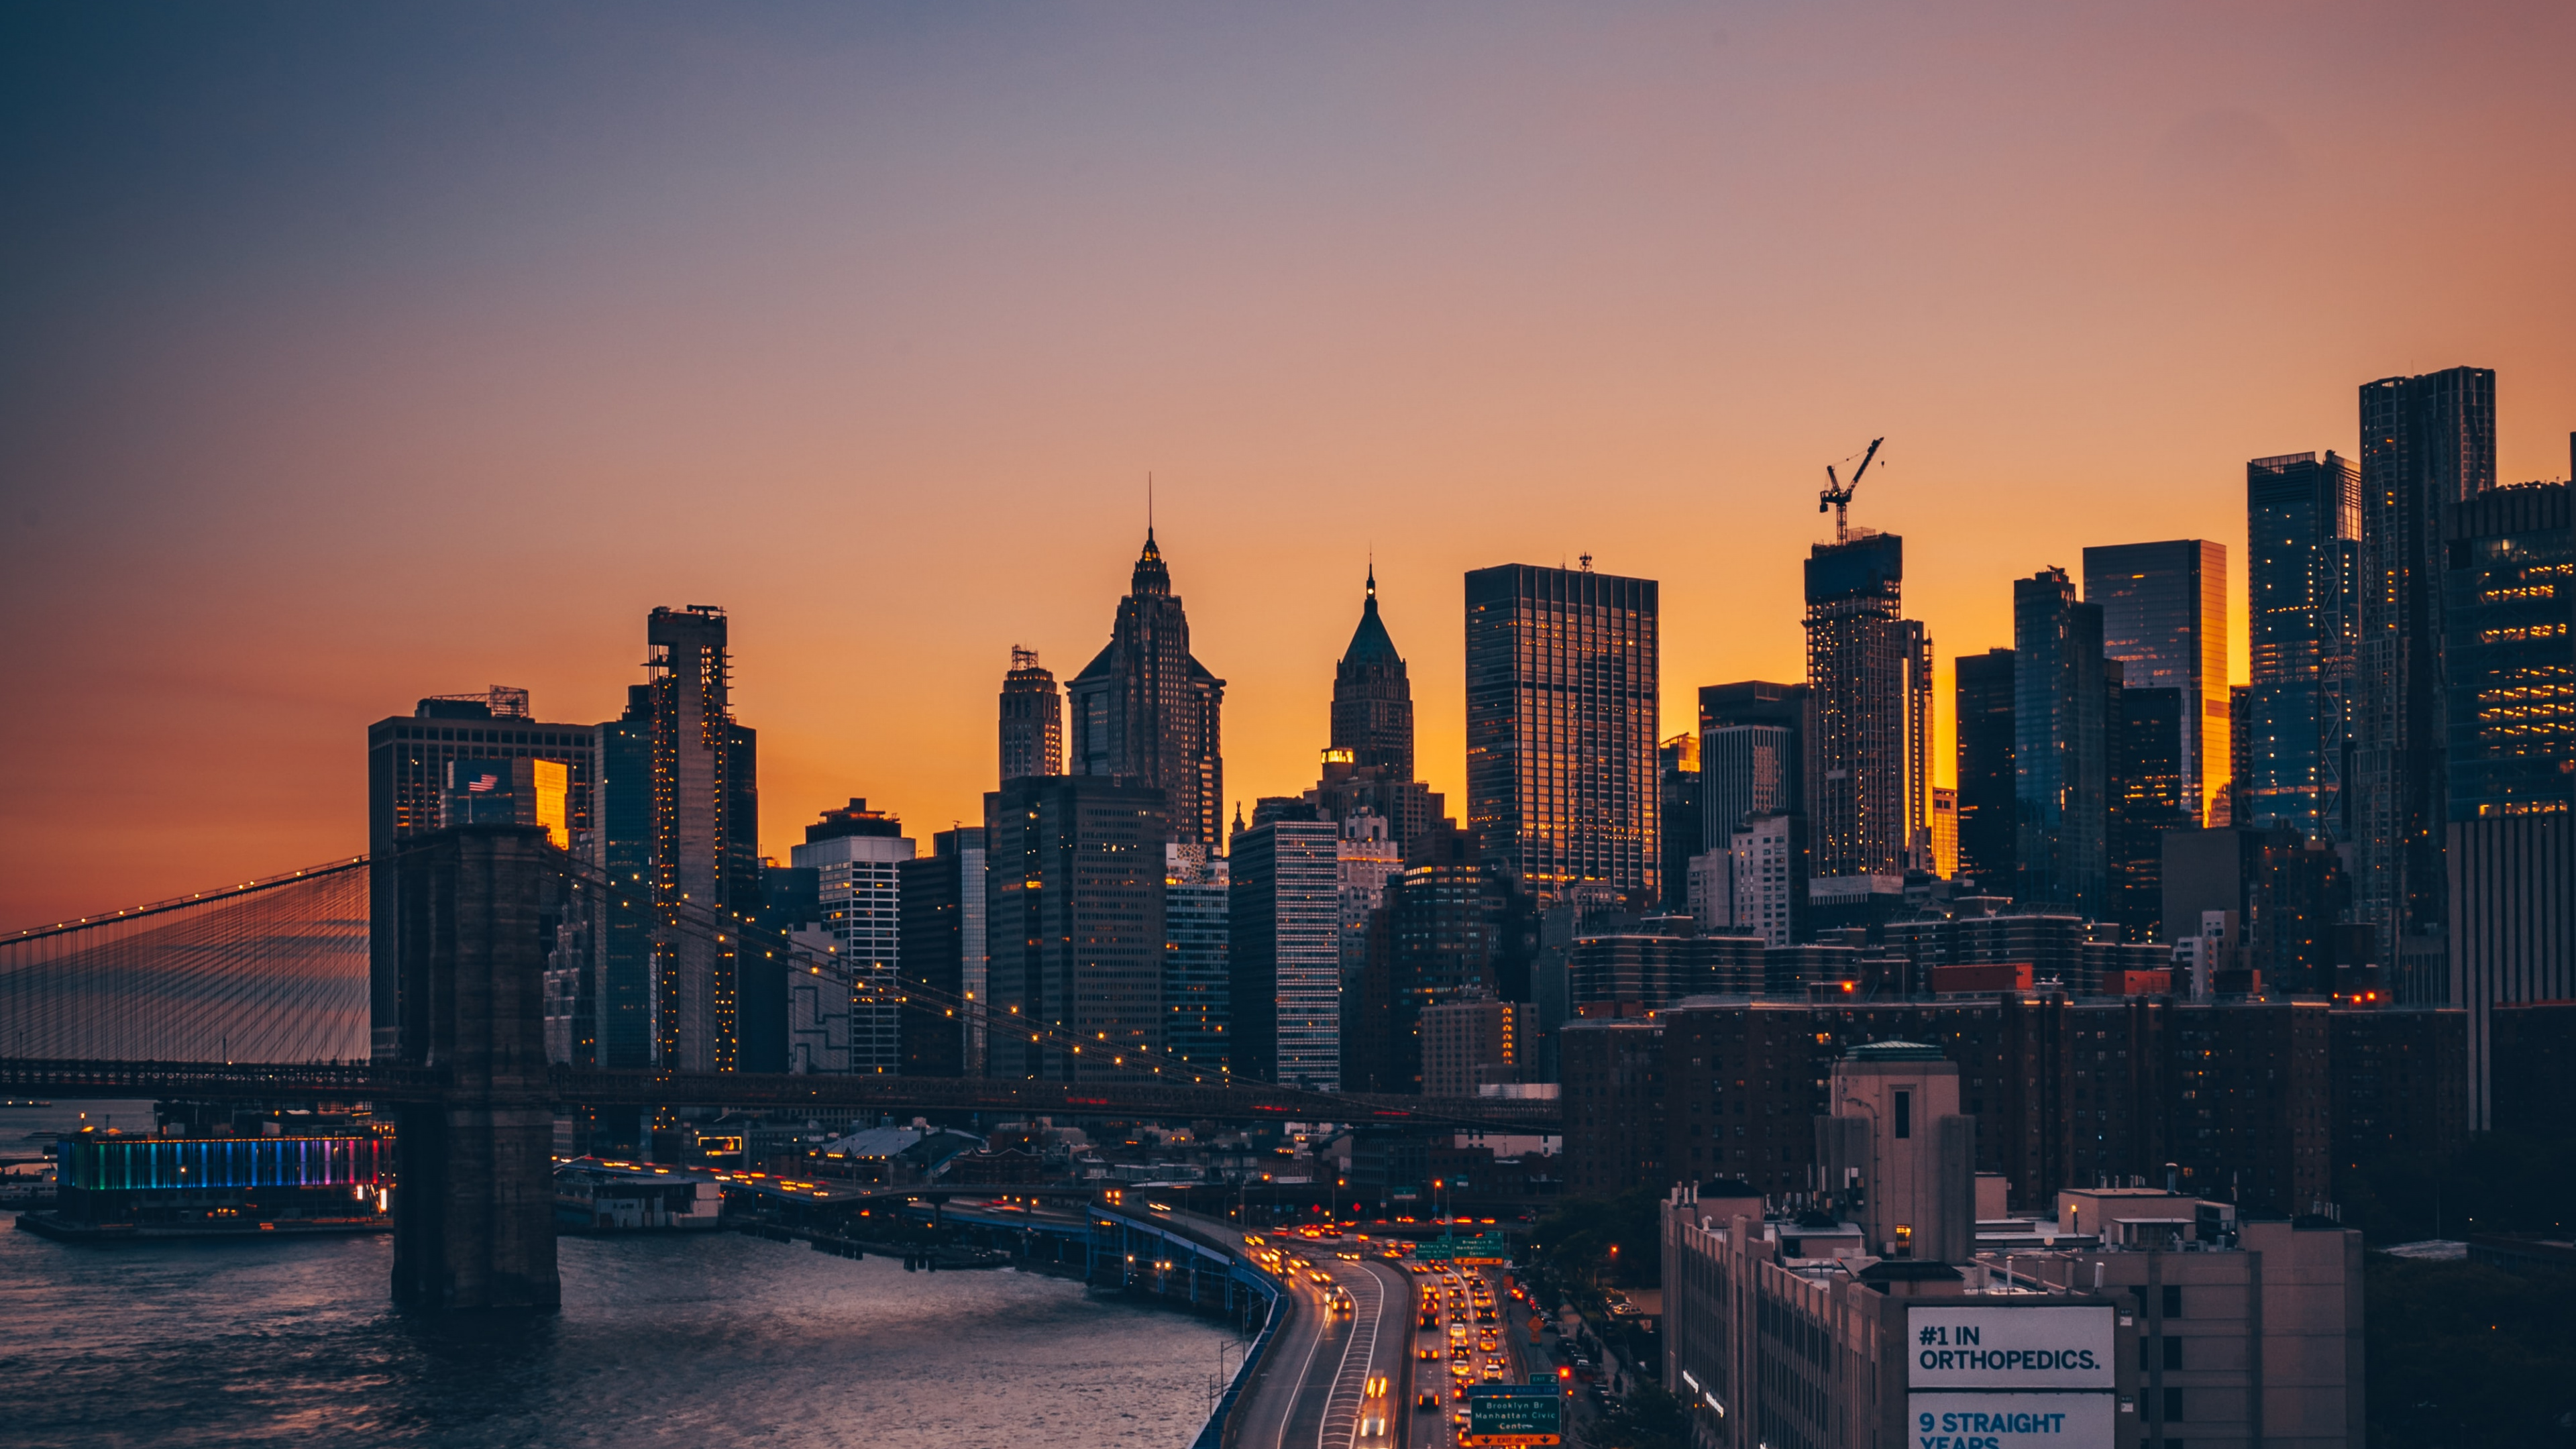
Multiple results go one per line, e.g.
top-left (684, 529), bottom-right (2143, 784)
top-left (0, 1104), bottom-right (1237, 1449)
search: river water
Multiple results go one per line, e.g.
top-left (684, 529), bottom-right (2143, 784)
top-left (0, 1104), bottom-right (1237, 1449)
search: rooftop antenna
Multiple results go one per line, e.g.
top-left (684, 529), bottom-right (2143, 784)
top-left (1147, 472), bottom-right (1155, 537)
top-left (1819, 437), bottom-right (1885, 545)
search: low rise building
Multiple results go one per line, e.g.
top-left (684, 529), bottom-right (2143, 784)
top-left (1662, 1040), bottom-right (2364, 1449)
top-left (552, 1159), bottom-right (722, 1232)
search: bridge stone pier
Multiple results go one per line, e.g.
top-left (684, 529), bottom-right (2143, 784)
top-left (388, 824), bottom-right (559, 1310)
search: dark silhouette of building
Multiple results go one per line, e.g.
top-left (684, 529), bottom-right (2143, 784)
top-left (1953, 649), bottom-right (2016, 890)
top-left (981, 774), bottom-right (1169, 1081)
top-left (2112, 685), bottom-right (2189, 942)
top-left (2015, 569), bottom-right (2111, 918)
top-left (998, 646), bottom-right (1063, 784)
top-left (1658, 732), bottom-right (1702, 911)
top-left (1358, 821), bottom-right (1519, 1093)
top-left (2355, 366), bottom-right (2496, 991)
top-left (1466, 560), bottom-right (1660, 905)
top-left (2244, 452), bottom-right (2361, 838)
top-left (2441, 481), bottom-right (2574, 1127)
top-left (1307, 568), bottom-right (1443, 851)
top-left (2084, 540), bottom-right (2230, 828)
top-left (1803, 531), bottom-right (1932, 881)
top-left (2162, 826), bottom-right (2352, 994)
top-left (1066, 531), bottom-right (1225, 846)
top-left (894, 828), bottom-right (984, 1077)
top-left (368, 686), bottom-right (594, 1062)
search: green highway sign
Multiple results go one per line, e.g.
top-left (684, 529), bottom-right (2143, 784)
top-left (1410, 1233), bottom-right (1512, 1263)
top-left (1462, 1385), bottom-right (1562, 1447)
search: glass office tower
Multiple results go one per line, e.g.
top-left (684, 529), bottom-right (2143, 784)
top-left (2083, 539), bottom-right (2229, 828)
top-left (2244, 452), bottom-right (2361, 837)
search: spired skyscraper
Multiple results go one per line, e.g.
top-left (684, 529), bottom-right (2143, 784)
top-left (998, 646), bottom-right (1063, 783)
top-left (1307, 568), bottom-right (1444, 852)
top-left (1466, 559), bottom-right (1660, 906)
top-left (1066, 531), bottom-right (1226, 847)
top-left (2355, 366), bottom-right (2497, 985)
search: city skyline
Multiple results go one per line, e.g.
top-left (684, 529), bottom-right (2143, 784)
top-left (7, 4), bottom-right (2575, 928)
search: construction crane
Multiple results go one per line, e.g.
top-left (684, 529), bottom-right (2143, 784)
top-left (1819, 437), bottom-right (1884, 545)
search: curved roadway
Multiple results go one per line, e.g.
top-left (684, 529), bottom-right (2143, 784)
top-left (1169, 1215), bottom-right (1415, 1449)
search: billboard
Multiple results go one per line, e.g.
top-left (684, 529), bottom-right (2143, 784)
top-left (1906, 1305), bottom-right (2114, 1391)
top-left (1906, 1393), bottom-right (2115, 1449)
top-left (1462, 1385), bottom-right (1560, 1448)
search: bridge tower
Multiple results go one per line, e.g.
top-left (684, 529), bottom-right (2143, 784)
top-left (389, 824), bottom-right (561, 1309)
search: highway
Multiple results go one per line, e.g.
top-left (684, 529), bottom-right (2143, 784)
top-left (1166, 1214), bottom-right (1416, 1449)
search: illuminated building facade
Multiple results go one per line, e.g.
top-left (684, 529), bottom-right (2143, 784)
top-left (629, 606), bottom-right (762, 1074)
top-left (2441, 481), bottom-right (2575, 1128)
top-left (366, 687), bottom-right (593, 1061)
top-left (2355, 366), bottom-right (2497, 983)
top-left (2244, 451), bottom-right (2362, 837)
top-left (1163, 843), bottom-right (1230, 1079)
top-left (1465, 561), bottom-right (1660, 905)
top-left (793, 800), bottom-right (914, 1074)
top-left (998, 645), bottom-right (1063, 784)
top-left (1803, 532), bottom-right (1931, 883)
top-left (1228, 817), bottom-right (1342, 1088)
top-left (982, 774), bottom-right (1169, 1082)
top-left (1066, 531), bottom-right (1226, 846)
top-left (2084, 538), bottom-right (2230, 830)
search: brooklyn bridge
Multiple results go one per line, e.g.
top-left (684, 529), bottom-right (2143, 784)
top-left (2, 825), bottom-right (1558, 1309)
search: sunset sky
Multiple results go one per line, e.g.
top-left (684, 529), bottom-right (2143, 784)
top-left (4, 2), bottom-right (2571, 928)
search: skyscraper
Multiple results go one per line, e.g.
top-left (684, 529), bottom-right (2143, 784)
top-left (2243, 452), bottom-right (2361, 838)
top-left (1229, 817), bottom-right (1342, 1088)
top-left (894, 826), bottom-right (983, 1078)
top-left (2083, 539), bottom-right (2229, 829)
top-left (2357, 366), bottom-right (2498, 979)
top-left (587, 606), bottom-right (761, 1075)
top-left (2014, 568), bottom-right (2112, 918)
top-left (982, 774), bottom-right (1169, 1081)
top-left (1698, 681), bottom-right (1807, 852)
top-left (1658, 732), bottom-right (1703, 910)
top-left (366, 687), bottom-right (594, 1061)
top-left (2442, 481), bottom-right (2574, 1127)
top-left (1466, 561), bottom-right (1660, 905)
top-left (1066, 531), bottom-right (1226, 846)
top-left (998, 646), bottom-right (1063, 784)
top-left (1802, 532), bottom-right (1930, 882)
top-left (2112, 685), bottom-right (2186, 941)
top-left (1309, 570), bottom-right (1444, 851)
top-left (1954, 649), bottom-right (2015, 888)
top-left (792, 799), bottom-right (913, 1074)
top-left (1163, 845), bottom-right (1230, 1080)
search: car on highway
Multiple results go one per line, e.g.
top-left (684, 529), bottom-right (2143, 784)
top-left (1418, 1347), bottom-right (1439, 1362)
top-left (1415, 1391), bottom-right (1439, 1412)
top-left (1366, 1376), bottom-right (1389, 1399)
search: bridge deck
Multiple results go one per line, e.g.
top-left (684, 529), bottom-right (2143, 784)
top-left (0, 1059), bottom-right (1562, 1132)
